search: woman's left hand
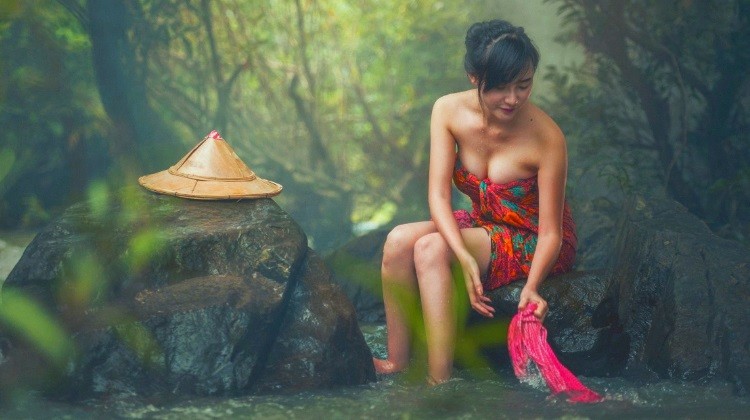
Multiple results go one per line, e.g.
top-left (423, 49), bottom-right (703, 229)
top-left (458, 253), bottom-right (495, 318)
top-left (518, 286), bottom-right (548, 321)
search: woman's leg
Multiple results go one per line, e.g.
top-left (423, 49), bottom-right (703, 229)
top-left (374, 221), bottom-right (437, 374)
top-left (413, 228), bottom-right (491, 384)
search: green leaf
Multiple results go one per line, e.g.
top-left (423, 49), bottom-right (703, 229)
top-left (0, 289), bottom-right (74, 367)
top-left (0, 148), bottom-right (15, 184)
top-left (127, 228), bottom-right (166, 272)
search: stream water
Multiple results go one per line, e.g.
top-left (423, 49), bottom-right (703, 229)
top-left (1, 323), bottom-right (748, 419)
top-left (1, 235), bottom-right (748, 418)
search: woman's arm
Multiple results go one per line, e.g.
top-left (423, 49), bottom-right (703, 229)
top-left (518, 125), bottom-right (568, 320)
top-left (429, 96), bottom-right (494, 317)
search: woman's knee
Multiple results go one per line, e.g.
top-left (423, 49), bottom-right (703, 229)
top-left (413, 233), bottom-right (450, 275)
top-left (382, 224), bottom-right (418, 273)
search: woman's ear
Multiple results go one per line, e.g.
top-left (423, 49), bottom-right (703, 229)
top-left (467, 74), bottom-right (478, 86)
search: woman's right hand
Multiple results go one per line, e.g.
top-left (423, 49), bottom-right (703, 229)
top-left (458, 253), bottom-right (495, 318)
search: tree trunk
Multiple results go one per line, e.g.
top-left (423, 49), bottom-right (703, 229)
top-left (583, 0), bottom-right (705, 217)
top-left (87, 0), bottom-right (177, 172)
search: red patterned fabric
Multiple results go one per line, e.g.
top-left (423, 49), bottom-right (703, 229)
top-left (452, 159), bottom-right (577, 290)
top-left (509, 303), bottom-right (602, 403)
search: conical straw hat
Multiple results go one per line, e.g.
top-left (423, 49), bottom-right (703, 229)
top-left (138, 130), bottom-right (282, 200)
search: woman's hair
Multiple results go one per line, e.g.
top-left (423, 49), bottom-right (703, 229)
top-left (463, 20), bottom-right (540, 92)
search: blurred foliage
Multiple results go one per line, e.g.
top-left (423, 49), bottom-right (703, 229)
top-left (0, 0), bottom-right (570, 252)
top-left (0, 0), bottom-right (111, 229)
top-left (543, 0), bottom-right (750, 243)
top-left (0, 180), bottom-right (164, 393)
top-left (113, 319), bottom-right (164, 371)
top-left (330, 251), bottom-right (509, 381)
top-left (394, 263), bottom-right (510, 382)
top-left (0, 289), bottom-right (75, 368)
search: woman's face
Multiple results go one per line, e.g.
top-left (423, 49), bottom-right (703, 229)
top-left (474, 67), bottom-right (534, 121)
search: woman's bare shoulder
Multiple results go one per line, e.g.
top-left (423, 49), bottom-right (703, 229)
top-left (434, 90), bottom-right (479, 135)
top-left (527, 103), bottom-right (565, 146)
top-left (434, 89), bottom-right (476, 110)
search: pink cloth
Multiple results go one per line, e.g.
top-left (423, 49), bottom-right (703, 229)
top-left (508, 303), bottom-right (603, 403)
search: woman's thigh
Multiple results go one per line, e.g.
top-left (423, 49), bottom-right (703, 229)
top-left (459, 227), bottom-right (492, 277)
top-left (410, 226), bottom-right (492, 277)
top-left (384, 221), bottom-right (438, 252)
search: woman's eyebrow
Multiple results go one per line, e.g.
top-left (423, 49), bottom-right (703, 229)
top-left (518, 77), bottom-right (533, 83)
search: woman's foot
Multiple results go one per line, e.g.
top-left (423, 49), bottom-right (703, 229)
top-left (426, 374), bottom-right (449, 386)
top-left (373, 357), bottom-right (404, 374)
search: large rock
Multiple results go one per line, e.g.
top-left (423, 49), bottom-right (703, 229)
top-left (255, 252), bottom-right (375, 393)
top-left (607, 195), bottom-right (750, 393)
top-left (4, 188), bottom-right (305, 309)
top-left (68, 274), bottom-right (286, 398)
top-left (483, 271), bottom-right (626, 377)
top-left (568, 195), bottom-right (621, 270)
top-left (0, 188), bottom-right (375, 400)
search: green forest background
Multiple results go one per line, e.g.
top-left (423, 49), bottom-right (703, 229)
top-left (1, 0), bottom-right (749, 253)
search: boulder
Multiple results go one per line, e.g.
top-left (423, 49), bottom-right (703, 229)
top-left (68, 274), bottom-right (287, 398)
top-left (568, 195), bottom-right (621, 270)
top-left (0, 188), bottom-right (375, 400)
top-left (607, 195), bottom-right (750, 393)
top-left (4, 188), bottom-right (306, 309)
top-left (482, 271), bottom-right (626, 377)
top-left (254, 251), bottom-right (374, 393)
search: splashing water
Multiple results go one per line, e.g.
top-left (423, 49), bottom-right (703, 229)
top-left (516, 361), bottom-right (546, 391)
top-left (508, 303), bottom-right (602, 403)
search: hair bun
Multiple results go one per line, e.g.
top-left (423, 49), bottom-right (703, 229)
top-left (463, 19), bottom-right (540, 92)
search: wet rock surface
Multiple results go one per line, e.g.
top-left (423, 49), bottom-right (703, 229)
top-left (482, 271), bottom-right (627, 377)
top-left (255, 252), bottom-right (375, 393)
top-left (608, 196), bottom-right (750, 393)
top-left (4, 189), bottom-right (306, 308)
top-left (568, 195), bottom-right (620, 271)
top-left (0, 189), bottom-right (375, 400)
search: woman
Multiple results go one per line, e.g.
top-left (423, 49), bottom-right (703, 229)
top-left (372, 19), bottom-right (577, 385)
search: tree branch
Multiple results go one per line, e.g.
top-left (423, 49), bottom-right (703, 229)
top-left (56, 0), bottom-right (89, 32)
top-left (289, 74), bottom-right (335, 176)
top-left (580, 0), bottom-right (704, 214)
top-left (620, 23), bottom-right (711, 99)
top-left (293, 0), bottom-right (316, 94)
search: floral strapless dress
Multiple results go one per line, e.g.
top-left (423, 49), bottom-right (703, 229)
top-left (452, 160), bottom-right (577, 290)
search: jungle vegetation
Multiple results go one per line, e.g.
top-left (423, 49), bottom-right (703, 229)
top-left (1, 0), bottom-right (748, 250)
